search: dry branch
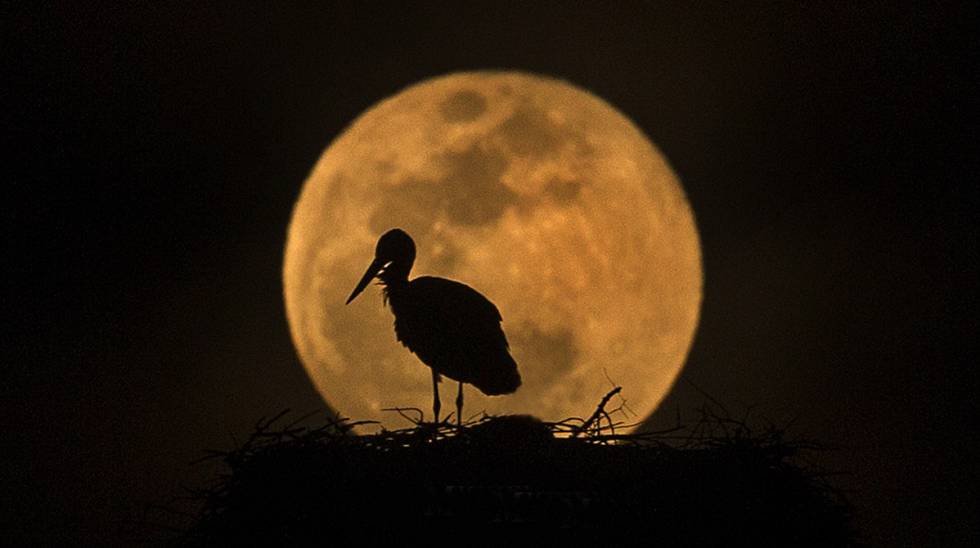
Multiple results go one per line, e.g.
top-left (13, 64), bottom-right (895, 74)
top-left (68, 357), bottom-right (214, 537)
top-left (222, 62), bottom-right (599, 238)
top-left (571, 386), bottom-right (622, 438)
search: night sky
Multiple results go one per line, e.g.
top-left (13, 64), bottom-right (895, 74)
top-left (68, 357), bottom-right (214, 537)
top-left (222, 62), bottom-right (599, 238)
top-left (4, 3), bottom-right (973, 546)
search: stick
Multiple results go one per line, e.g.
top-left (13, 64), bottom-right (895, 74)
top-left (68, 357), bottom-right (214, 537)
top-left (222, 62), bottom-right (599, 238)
top-left (571, 386), bottom-right (622, 438)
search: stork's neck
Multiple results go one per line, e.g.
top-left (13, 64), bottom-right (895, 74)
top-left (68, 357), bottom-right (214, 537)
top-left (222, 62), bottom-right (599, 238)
top-left (378, 269), bottom-right (408, 307)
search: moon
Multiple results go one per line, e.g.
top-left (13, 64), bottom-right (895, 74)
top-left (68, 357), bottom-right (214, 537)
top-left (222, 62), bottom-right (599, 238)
top-left (283, 71), bottom-right (702, 428)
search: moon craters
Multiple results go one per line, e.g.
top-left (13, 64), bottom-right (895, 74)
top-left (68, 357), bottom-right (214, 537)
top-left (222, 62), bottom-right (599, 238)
top-left (439, 90), bottom-right (488, 123)
top-left (441, 146), bottom-right (518, 225)
top-left (544, 177), bottom-right (583, 204)
top-left (498, 104), bottom-right (565, 157)
top-left (369, 144), bottom-right (518, 237)
top-left (513, 325), bottom-right (579, 387)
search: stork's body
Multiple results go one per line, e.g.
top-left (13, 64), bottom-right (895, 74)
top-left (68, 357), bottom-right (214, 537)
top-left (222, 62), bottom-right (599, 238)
top-left (346, 229), bottom-right (521, 424)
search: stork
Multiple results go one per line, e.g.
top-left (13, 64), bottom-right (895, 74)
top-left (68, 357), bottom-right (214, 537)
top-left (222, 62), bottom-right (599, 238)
top-left (346, 228), bottom-right (521, 425)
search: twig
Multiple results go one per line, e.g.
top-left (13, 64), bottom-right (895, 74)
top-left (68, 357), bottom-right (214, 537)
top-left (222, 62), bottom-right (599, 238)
top-left (571, 386), bottom-right (622, 438)
top-left (603, 368), bottom-right (637, 418)
top-left (382, 407), bottom-right (424, 425)
top-left (284, 409), bottom-right (320, 431)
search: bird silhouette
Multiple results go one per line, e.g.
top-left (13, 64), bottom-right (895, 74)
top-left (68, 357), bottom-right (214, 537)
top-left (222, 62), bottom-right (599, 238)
top-left (346, 228), bottom-right (521, 425)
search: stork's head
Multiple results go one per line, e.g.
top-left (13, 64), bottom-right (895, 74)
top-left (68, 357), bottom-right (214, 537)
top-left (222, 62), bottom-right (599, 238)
top-left (345, 228), bottom-right (416, 304)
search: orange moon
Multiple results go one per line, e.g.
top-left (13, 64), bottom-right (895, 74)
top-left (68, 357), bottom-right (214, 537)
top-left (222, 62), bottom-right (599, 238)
top-left (283, 71), bottom-right (702, 428)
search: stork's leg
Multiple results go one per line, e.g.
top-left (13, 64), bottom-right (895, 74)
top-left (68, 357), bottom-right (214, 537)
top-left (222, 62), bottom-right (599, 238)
top-left (456, 382), bottom-right (464, 427)
top-left (431, 370), bottom-right (441, 423)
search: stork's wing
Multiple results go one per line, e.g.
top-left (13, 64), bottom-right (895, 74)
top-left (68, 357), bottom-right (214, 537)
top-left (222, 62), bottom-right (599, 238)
top-left (393, 276), bottom-right (520, 395)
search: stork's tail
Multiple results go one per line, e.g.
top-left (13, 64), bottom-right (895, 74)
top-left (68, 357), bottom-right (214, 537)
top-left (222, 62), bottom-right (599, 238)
top-left (473, 354), bottom-right (521, 396)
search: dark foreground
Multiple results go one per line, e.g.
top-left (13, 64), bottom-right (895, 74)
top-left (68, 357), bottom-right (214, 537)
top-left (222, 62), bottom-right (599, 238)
top-left (163, 407), bottom-right (857, 546)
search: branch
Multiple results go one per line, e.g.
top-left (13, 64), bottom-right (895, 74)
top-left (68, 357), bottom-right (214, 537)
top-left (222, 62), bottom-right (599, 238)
top-left (571, 386), bottom-right (622, 438)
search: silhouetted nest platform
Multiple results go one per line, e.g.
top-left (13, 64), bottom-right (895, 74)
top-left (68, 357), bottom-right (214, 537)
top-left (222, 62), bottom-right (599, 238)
top-left (155, 388), bottom-right (858, 546)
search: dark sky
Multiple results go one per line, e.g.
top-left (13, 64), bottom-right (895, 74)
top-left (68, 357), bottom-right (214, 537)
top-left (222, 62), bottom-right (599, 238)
top-left (4, 3), bottom-right (973, 546)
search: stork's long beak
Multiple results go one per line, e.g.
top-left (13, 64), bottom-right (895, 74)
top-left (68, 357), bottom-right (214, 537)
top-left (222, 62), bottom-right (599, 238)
top-left (346, 258), bottom-right (384, 304)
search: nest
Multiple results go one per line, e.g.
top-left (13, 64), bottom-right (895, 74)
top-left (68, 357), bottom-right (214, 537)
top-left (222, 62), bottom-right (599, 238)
top-left (144, 388), bottom-right (859, 546)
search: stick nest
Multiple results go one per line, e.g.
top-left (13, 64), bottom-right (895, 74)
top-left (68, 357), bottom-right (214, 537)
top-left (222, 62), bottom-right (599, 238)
top-left (146, 388), bottom-right (860, 546)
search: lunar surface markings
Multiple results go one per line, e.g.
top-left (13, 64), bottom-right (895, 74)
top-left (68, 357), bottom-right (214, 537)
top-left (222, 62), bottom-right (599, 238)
top-left (369, 144), bottom-right (519, 233)
top-left (440, 145), bottom-right (518, 226)
top-left (498, 103), bottom-right (566, 157)
top-left (544, 177), bottom-right (583, 204)
top-left (439, 90), bottom-right (488, 122)
top-left (513, 324), bottom-right (579, 386)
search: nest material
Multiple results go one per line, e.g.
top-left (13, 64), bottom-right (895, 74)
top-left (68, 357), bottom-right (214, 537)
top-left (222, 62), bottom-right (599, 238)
top-left (150, 389), bottom-right (858, 546)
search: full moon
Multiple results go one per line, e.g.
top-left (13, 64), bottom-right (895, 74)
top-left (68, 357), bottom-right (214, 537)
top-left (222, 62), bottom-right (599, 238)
top-left (284, 71), bottom-right (702, 428)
